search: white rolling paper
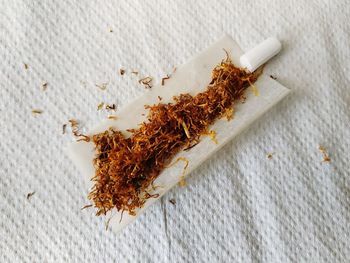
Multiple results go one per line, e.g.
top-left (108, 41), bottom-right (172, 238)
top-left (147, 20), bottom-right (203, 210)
top-left (67, 35), bottom-right (290, 232)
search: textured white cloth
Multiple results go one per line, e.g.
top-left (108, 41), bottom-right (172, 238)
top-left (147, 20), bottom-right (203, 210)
top-left (0, 0), bottom-right (349, 262)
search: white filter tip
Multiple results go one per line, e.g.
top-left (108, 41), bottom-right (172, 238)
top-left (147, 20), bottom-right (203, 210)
top-left (240, 37), bottom-right (282, 72)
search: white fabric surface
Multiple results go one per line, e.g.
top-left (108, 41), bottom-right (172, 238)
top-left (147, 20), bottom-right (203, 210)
top-left (0, 0), bottom-right (349, 262)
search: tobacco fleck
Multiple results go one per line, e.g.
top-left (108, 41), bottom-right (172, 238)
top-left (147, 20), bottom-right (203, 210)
top-left (267, 153), bottom-right (274, 159)
top-left (32, 109), bottom-right (43, 115)
top-left (81, 204), bottom-right (93, 210)
top-left (107, 115), bottom-right (118, 120)
top-left (26, 192), bottom-right (35, 200)
top-left (183, 140), bottom-right (199, 151)
top-left (319, 145), bottom-right (331, 162)
top-left (120, 69), bottom-right (125, 75)
top-left (169, 199), bottom-right (176, 205)
top-left (224, 108), bottom-right (234, 121)
top-left (139, 77), bottom-right (153, 89)
top-left (89, 54), bottom-right (260, 216)
top-left (161, 75), bottom-right (170, 86)
top-left (97, 102), bottom-right (104, 111)
top-left (62, 124), bottom-right (67, 134)
top-left (208, 130), bottom-right (218, 144)
top-left (105, 104), bottom-right (116, 111)
top-left (240, 95), bottom-right (247, 104)
top-left (131, 71), bottom-right (138, 75)
top-left (105, 214), bottom-right (114, 230)
top-left (95, 83), bottom-right (108, 90)
top-left (69, 119), bottom-right (90, 142)
top-left (24, 63), bottom-right (28, 70)
top-left (42, 82), bottom-right (48, 91)
top-left (270, 75), bottom-right (277, 80)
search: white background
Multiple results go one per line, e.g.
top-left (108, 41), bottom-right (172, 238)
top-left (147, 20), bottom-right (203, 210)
top-left (0, 1), bottom-right (349, 262)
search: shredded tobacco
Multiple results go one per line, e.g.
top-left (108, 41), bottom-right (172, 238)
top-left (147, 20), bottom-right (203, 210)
top-left (89, 55), bottom-right (260, 216)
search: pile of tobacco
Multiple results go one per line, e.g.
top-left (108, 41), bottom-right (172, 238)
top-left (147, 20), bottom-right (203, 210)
top-left (89, 56), bottom-right (259, 216)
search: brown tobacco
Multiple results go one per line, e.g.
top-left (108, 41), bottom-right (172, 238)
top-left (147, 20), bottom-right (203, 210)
top-left (89, 56), bottom-right (259, 216)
